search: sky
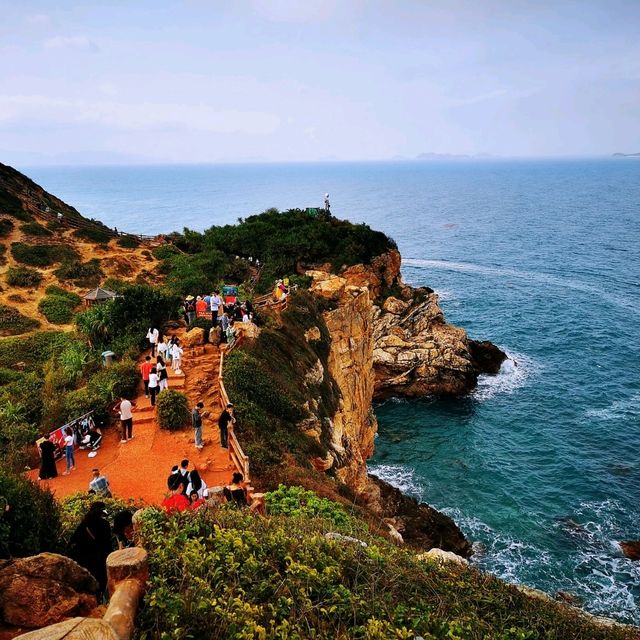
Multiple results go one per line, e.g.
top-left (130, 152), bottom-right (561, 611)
top-left (1, 0), bottom-right (639, 164)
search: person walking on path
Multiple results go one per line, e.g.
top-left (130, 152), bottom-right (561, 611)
top-left (192, 402), bottom-right (204, 450)
top-left (62, 427), bottom-right (76, 475)
top-left (184, 296), bottom-right (196, 325)
top-left (68, 502), bottom-right (112, 593)
top-left (157, 337), bottom-right (168, 361)
top-left (210, 290), bottom-right (223, 324)
top-left (140, 356), bottom-right (153, 398)
top-left (156, 355), bottom-right (169, 392)
top-left (148, 367), bottom-right (159, 407)
top-left (38, 434), bottom-right (58, 480)
top-left (147, 327), bottom-right (159, 357)
top-left (118, 396), bottom-right (133, 442)
top-left (170, 339), bottom-right (183, 375)
top-left (89, 468), bottom-right (112, 498)
top-left (218, 403), bottom-right (235, 450)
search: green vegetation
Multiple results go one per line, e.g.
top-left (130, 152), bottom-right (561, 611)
top-left (156, 390), bottom-right (190, 431)
top-left (224, 291), bottom-right (338, 477)
top-left (0, 217), bottom-right (14, 238)
top-left (0, 304), bottom-right (40, 336)
top-left (6, 265), bottom-right (43, 287)
top-left (44, 285), bottom-right (82, 303)
top-left (117, 234), bottom-right (141, 249)
top-left (0, 331), bottom-right (74, 373)
top-left (54, 258), bottom-right (103, 287)
top-left (0, 470), bottom-right (60, 558)
top-left (72, 226), bottom-right (111, 245)
top-left (38, 293), bottom-right (80, 324)
top-left (10, 242), bottom-right (79, 267)
top-left (156, 208), bottom-right (395, 296)
top-left (0, 190), bottom-right (32, 221)
top-left (20, 221), bottom-right (53, 237)
top-left (130, 488), bottom-right (634, 640)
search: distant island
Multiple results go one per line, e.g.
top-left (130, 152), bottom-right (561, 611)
top-left (392, 152), bottom-right (497, 161)
top-left (612, 152), bottom-right (640, 157)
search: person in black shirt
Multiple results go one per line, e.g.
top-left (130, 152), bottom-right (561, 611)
top-left (38, 435), bottom-right (58, 480)
top-left (218, 404), bottom-right (235, 449)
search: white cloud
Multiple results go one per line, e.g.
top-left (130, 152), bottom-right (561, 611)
top-left (44, 36), bottom-right (99, 51)
top-left (0, 95), bottom-right (280, 135)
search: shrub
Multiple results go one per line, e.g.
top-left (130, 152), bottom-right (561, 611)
top-left (54, 258), bottom-right (103, 287)
top-left (0, 218), bottom-right (14, 238)
top-left (0, 470), bottom-right (60, 558)
top-left (156, 390), bottom-right (190, 431)
top-left (0, 245), bottom-right (5, 266)
top-left (116, 235), bottom-right (140, 249)
top-left (6, 266), bottom-right (43, 287)
top-left (0, 304), bottom-right (40, 336)
top-left (20, 221), bottom-right (52, 237)
top-left (0, 191), bottom-right (31, 220)
top-left (86, 360), bottom-right (140, 404)
top-left (0, 331), bottom-right (73, 372)
top-left (265, 485), bottom-right (350, 527)
top-left (44, 285), bottom-right (82, 304)
top-left (72, 227), bottom-right (111, 245)
top-left (10, 242), bottom-right (79, 267)
top-left (38, 295), bottom-right (79, 324)
top-left (151, 244), bottom-right (180, 260)
top-left (45, 219), bottom-right (63, 232)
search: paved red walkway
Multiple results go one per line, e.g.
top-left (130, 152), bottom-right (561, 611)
top-left (30, 336), bottom-right (235, 504)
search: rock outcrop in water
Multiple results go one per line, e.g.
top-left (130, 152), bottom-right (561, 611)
top-left (304, 250), bottom-right (505, 553)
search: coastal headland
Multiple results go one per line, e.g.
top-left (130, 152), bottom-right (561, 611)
top-left (0, 162), bottom-right (637, 639)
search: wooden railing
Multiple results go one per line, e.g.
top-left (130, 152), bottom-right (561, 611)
top-left (36, 208), bottom-right (158, 242)
top-left (218, 334), bottom-right (250, 482)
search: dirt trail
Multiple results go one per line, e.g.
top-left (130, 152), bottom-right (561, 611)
top-left (30, 331), bottom-right (235, 504)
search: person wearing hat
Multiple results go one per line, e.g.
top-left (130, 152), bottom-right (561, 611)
top-left (68, 501), bottom-right (113, 593)
top-left (184, 296), bottom-right (196, 325)
top-left (217, 403), bottom-right (236, 449)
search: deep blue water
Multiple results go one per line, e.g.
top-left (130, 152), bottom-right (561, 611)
top-left (23, 159), bottom-right (640, 623)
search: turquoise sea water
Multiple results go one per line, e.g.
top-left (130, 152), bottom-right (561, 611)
top-left (24, 160), bottom-right (640, 623)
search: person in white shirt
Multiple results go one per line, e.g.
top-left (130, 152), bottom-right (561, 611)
top-left (147, 327), bottom-right (159, 357)
top-left (157, 338), bottom-right (168, 360)
top-left (148, 367), bottom-right (159, 406)
top-left (185, 469), bottom-right (208, 499)
top-left (119, 396), bottom-right (133, 442)
top-left (171, 340), bottom-right (183, 375)
top-left (210, 291), bottom-right (223, 324)
top-left (63, 427), bottom-right (76, 475)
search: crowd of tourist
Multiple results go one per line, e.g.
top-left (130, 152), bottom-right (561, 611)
top-left (181, 290), bottom-right (255, 333)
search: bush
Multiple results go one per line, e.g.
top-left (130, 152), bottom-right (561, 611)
top-left (44, 285), bottom-right (82, 304)
top-left (38, 295), bottom-right (79, 324)
top-left (86, 360), bottom-right (140, 404)
top-left (265, 485), bottom-right (350, 527)
top-left (151, 244), bottom-right (180, 260)
top-left (0, 191), bottom-right (31, 220)
top-left (20, 222), bottom-right (52, 237)
top-left (156, 390), bottom-right (190, 431)
top-left (72, 227), bottom-right (111, 245)
top-left (0, 470), bottom-right (60, 558)
top-left (116, 235), bottom-right (140, 249)
top-left (54, 258), bottom-right (103, 287)
top-left (10, 242), bottom-right (79, 267)
top-left (0, 304), bottom-right (40, 336)
top-left (0, 218), bottom-right (14, 238)
top-left (6, 266), bottom-right (43, 287)
top-left (0, 331), bottom-right (73, 373)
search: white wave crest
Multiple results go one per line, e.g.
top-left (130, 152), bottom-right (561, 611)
top-left (368, 463), bottom-right (426, 500)
top-left (585, 392), bottom-right (640, 421)
top-left (402, 258), bottom-right (639, 315)
top-left (472, 351), bottom-right (538, 401)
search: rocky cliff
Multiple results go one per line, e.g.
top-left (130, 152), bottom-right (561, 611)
top-left (304, 250), bottom-right (504, 554)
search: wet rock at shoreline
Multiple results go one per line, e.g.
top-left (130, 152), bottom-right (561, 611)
top-left (619, 540), bottom-right (640, 561)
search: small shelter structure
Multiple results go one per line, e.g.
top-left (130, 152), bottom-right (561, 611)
top-left (83, 287), bottom-right (117, 307)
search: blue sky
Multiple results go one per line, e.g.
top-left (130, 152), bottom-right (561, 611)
top-left (1, 0), bottom-right (639, 164)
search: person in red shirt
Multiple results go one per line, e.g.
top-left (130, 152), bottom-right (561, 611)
top-left (162, 476), bottom-right (190, 513)
top-left (188, 491), bottom-right (206, 510)
top-left (139, 356), bottom-right (153, 398)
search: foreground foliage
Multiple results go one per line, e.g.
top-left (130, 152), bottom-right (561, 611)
top-left (156, 390), bottom-right (190, 431)
top-left (132, 488), bottom-right (635, 640)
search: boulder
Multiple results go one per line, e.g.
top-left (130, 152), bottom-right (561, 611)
top-left (0, 553), bottom-right (98, 628)
top-left (382, 296), bottom-right (409, 315)
top-left (418, 548), bottom-right (469, 566)
top-left (182, 327), bottom-right (205, 347)
top-left (468, 339), bottom-right (507, 374)
top-left (619, 540), bottom-right (640, 561)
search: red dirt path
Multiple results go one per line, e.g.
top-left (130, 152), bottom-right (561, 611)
top-left (29, 335), bottom-right (235, 504)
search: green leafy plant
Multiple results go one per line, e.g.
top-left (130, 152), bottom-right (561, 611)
top-left (54, 258), bottom-right (103, 287)
top-left (116, 234), bottom-right (140, 248)
top-left (156, 389), bottom-right (190, 431)
top-left (44, 285), bottom-right (82, 304)
top-left (5, 266), bottom-right (43, 287)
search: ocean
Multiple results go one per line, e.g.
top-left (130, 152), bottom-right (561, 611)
top-left (23, 159), bottom-right (640, 623)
